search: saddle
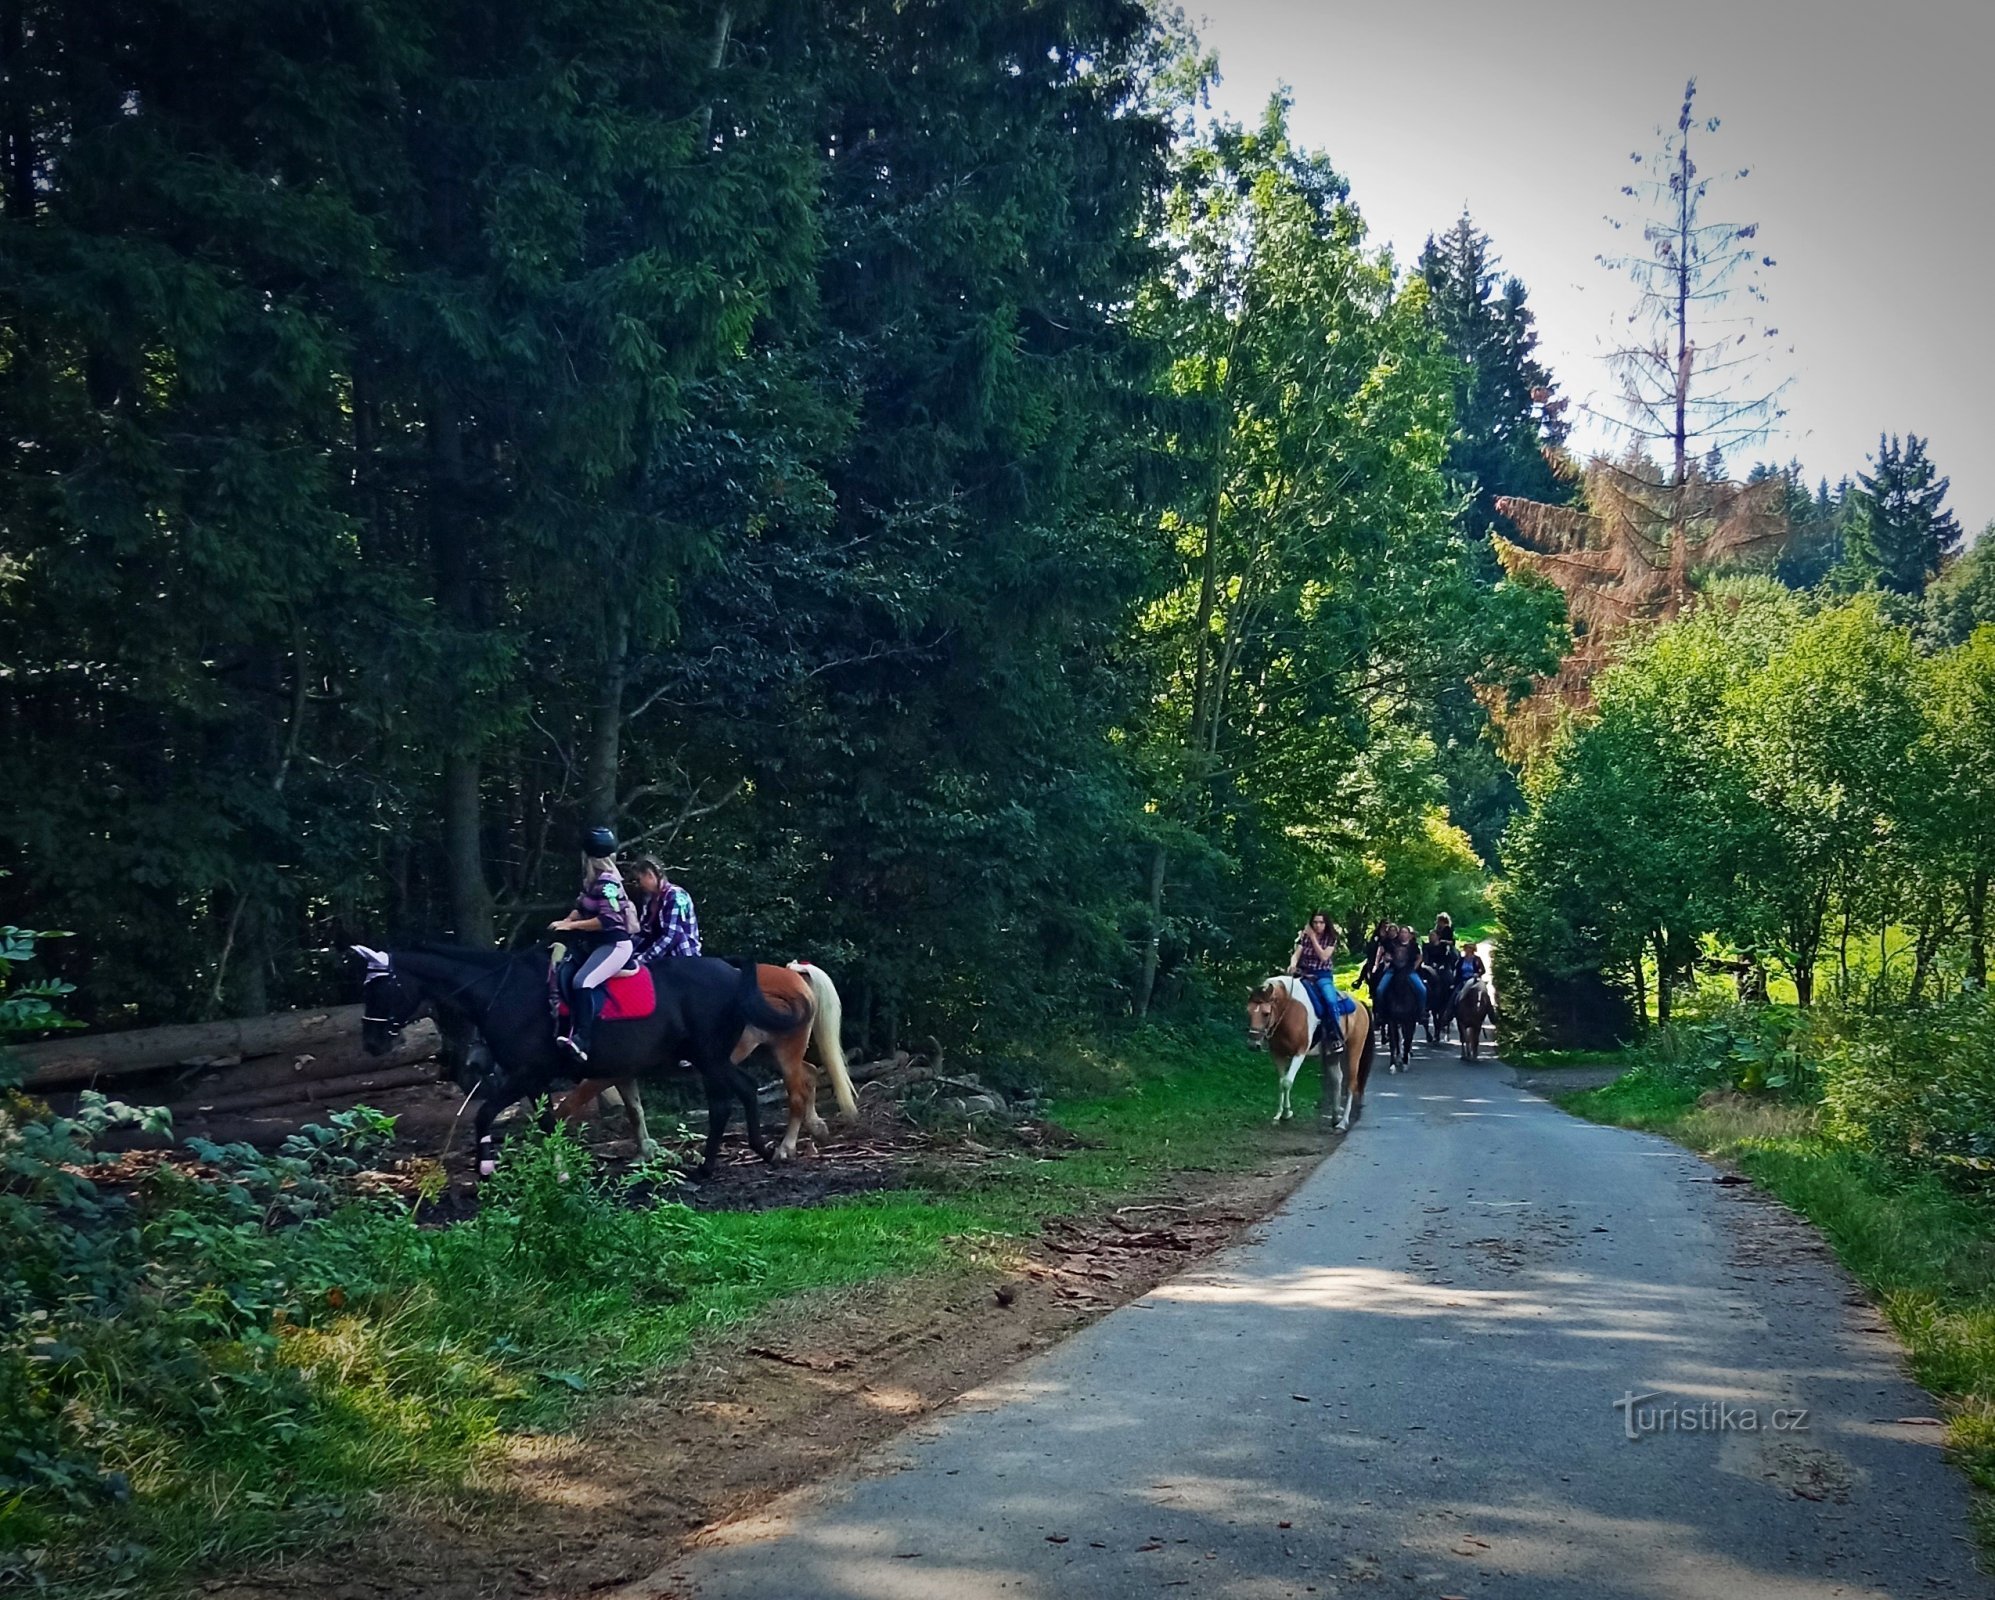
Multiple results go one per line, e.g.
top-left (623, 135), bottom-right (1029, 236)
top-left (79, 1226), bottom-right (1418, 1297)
top-left (1302, 982), bottom-right (1356, 1022)
top-left (547, 946), bottom-right (658, 1023)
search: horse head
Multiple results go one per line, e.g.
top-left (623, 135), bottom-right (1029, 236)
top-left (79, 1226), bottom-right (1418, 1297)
top-left (354, 945), bottom-right (424, 1056)
top-left (1245, 980), bottom-right (1287, 1048)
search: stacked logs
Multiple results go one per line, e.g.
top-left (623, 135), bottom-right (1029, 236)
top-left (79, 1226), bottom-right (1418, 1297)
top-left (9, 1005), bottom-right (445, 1145)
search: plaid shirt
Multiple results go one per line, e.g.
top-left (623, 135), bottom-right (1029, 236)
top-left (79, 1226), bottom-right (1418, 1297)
top-left (635, 882), bottom-right (701, 960)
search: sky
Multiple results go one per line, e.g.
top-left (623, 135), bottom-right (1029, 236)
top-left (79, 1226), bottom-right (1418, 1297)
top-left (1192, 0), bottom-right (1995, 534)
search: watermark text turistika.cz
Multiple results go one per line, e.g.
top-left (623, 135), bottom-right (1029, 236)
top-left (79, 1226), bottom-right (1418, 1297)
top-left (1614, 1391), bottom-right (1810, 1441)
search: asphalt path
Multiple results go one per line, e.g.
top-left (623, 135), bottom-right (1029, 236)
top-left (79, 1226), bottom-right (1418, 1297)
top-left (642, 1042), bottom-right (1989, 1600)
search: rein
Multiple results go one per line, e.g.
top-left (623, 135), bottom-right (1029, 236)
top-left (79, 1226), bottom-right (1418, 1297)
top-left (367, 950), bottom-right (529, 1034)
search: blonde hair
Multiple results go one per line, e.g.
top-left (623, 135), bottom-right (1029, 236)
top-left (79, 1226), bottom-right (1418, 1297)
top-left (584, 853), bottom-right (619, 881)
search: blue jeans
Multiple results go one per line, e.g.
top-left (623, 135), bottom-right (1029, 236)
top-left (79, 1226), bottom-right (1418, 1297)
top-left (1376, 968), bottom-right (1426, 1009)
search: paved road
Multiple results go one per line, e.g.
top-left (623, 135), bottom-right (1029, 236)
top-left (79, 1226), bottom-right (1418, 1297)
top-left (644, 1046), bottom-right (1989, 1599)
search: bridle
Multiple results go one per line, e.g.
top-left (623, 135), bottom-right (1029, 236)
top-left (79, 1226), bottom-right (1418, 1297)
top-left (361, 968), bottom-right (407, 1033)
top-left (1245, 983), bottom-right (1294, 1049)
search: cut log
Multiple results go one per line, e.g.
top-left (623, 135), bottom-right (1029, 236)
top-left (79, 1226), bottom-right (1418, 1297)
top-left (10, 1005), bottom-right (372, 1091)
top-left (178, 1063), bottom-right (441, 1118)
top-left (160, 1024), bottom-right (442, 1101)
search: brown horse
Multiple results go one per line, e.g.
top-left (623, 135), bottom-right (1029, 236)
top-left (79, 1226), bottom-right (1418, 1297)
top-left (1245, 975), bottom-right (1375, 1131)
top-left (559, 960), bottom-right (856, 1163)
top-left (1455, 952), bottom-right (1496, 1061)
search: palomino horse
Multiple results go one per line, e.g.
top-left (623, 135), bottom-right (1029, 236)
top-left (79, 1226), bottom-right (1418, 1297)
top-left (1245, 976), bottom-right (1375, 1131)
top-left (1455, 952), bottom-right (1497, 1062)
top-left (532, 961), bottom-right (856, 1166)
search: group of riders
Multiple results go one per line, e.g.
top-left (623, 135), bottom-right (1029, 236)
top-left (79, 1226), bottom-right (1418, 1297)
top-left (550, 827), bottom-right (1491, 1069)
top-left (550, 825), bottom-right (704, 1063)
top-left (1286, 909), bottom-right (1489, 1053)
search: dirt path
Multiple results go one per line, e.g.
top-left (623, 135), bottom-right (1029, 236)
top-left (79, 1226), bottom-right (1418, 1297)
top-left (205, 1125), bottom-right (1338, 1600)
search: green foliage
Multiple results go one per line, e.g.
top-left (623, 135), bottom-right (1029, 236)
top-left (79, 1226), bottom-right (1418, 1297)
top-left (1817, 990), bottom-right (1995, 1189)
top-left (1501, 587), bottom-right (1993, 1039)
top-left (1125, 97), bottom-right (1561, 1009)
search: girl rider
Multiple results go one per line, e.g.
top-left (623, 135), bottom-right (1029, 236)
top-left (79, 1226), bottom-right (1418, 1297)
top-left (1287, 912), bottom-right (1346, 1053)
top-left (1423, 913), bottom-right (1460, 1009)
top-left (550, 826), bottom-right (638, 1063)
top-left (1372, 921), bottom-right (1427, 1013)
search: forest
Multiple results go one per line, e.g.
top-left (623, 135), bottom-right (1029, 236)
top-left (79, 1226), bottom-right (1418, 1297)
top-left (0, 2), bottom-right (1987, 1055)
top-left (0, 0), bottom-right (1566, 1047)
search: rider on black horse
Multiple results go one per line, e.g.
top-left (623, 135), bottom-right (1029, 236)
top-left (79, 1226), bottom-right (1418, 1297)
top-left (550, 826), bottom-right (638, 1063)
top-left (1372, 921), bottom-right (1427, 1013)
top-left (1422, 913), bottom-right (1460, 1014)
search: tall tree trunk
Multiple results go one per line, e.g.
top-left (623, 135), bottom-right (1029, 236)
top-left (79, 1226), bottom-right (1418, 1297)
top-left (1134, 843), bottom-right (1167, 1018)
top-left (1187, 309), bottom-right (1247, 776)
top-left (698, 4), bottom-right (733, 144)
top-left (1969, 870), bottom-right (1989, 990)
top-left (1631, 949), bottom-right (1647, 1025)
top-left (1672, 116), bottom-right (1692, 485)
top-left (0, 0), bottom-right (35, 221)
top-left (585, 601), bottom-right (629, 826)
top-left (1653, 932), bottom-right (1671, 1025)
top-left (1793, 959), bottom-right (1814, 1009)
top-left (429, 395), bottom-right (493, 945)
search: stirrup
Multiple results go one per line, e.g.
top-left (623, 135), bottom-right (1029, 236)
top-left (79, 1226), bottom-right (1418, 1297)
top-left (558, 1032), bottom-right (589, 1063)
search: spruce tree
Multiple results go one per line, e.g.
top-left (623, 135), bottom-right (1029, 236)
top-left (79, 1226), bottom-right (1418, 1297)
top-left (1840, 433), bottom-right (1963, 596)
top-left (1418, 212), bottom-right (1569, 538)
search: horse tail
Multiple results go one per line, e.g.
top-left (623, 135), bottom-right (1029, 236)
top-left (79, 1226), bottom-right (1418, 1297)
top-left (790, 961), bottom-right (857, 1122)
top-left (1358, 1005), bottom-right (1378, 1079)
top-left (734, 960), bottom-right (811, 1034)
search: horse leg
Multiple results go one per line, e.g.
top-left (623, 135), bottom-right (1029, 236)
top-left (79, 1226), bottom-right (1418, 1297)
top-left (1278, 1053), bottom-right (1304, 1123)
top-left (1323, 1040), bottom-right (1346, 1130)
top-left (734, 1065), bottom-right (776, 1163)
top-left (770, 1032), bottom-right (815, 1161)
top-left (698, 1074), bottom-right (733, 1179)
top-left (619, 1080), bottom-right (656, 1156)
top-left (556, 1079), bottom-right (609, 1130)
top-left (473, 1075), bottom-right (523, 1178)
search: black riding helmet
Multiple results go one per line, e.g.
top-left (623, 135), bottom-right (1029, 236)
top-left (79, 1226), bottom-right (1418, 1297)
top-left (583, 825), bottom-right (618, 856)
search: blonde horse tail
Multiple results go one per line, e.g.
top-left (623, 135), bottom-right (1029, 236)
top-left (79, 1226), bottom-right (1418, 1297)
top-left (791, 962), bottom-right (857, 1121)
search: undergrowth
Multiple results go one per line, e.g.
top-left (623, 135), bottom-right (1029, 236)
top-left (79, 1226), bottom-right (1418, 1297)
top-left (0, 1018), bottom-right (1284, 1594)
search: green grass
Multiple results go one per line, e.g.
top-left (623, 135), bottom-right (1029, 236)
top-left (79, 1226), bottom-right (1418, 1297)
top-left (1561, 1077), bottom-right (1995, 1544)
top-left (18, 1022), bottom-right (1298, 1595)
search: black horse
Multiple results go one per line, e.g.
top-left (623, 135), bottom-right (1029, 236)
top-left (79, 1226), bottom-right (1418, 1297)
top-left (355, 943), bottom-right (807, 1177)
top-left (1421, 959), bottom-right (1457, 1045)
top-left (1367, 943), bottom-right (1424, 1073)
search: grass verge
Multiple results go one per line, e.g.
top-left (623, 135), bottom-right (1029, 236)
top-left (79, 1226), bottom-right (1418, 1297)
top-left (1561, 1074), bottom-right (1995, 1545)
top-left (10, 1020), bottom-right (1301, 1595)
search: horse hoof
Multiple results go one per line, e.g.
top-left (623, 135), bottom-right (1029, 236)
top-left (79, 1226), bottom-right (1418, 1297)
top-left (639, 1138), bottom-right (661, 1160)
top-left (478, 1159), bottom-right (496, 1178)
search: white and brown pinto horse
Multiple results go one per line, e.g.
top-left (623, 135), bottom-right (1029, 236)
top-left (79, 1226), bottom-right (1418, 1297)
top-left (1245, 976), bottom-right (1375, 1131)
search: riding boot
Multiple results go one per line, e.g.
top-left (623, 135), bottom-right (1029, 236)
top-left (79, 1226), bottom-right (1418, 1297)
top-left (562, 985), bottom-right (603, 1063)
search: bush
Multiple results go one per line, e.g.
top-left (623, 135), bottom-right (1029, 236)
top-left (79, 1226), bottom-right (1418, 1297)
top-left (1817, 989), bottom-right (1995, 1190)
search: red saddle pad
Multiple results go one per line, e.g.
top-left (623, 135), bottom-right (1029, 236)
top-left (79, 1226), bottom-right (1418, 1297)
top-left (555, 964), bottom-right (656, 1023)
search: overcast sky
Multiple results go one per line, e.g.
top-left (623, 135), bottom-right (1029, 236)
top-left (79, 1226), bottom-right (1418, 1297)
top-left (1192, 0), bottom-right (1994, 534)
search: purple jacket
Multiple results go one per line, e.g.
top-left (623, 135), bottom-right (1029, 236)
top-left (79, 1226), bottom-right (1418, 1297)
top-left (575, 868), bottom-right (637, 939)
